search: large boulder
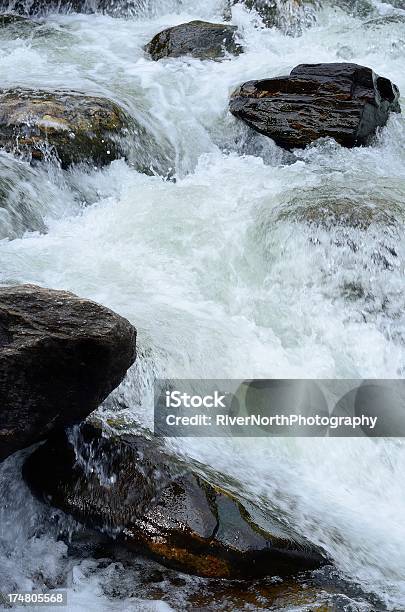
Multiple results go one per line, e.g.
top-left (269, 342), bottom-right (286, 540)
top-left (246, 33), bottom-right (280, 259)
top-left (0, 285), bottom-right (136, 461)
top-left (145, 20), bottom-right (243, 61)
top-left (0, 89), bottom-right (133, 168)
top-left (23, 422), bottom-right (326, 578)
top-left (229, 63), bottom-right (401, 150)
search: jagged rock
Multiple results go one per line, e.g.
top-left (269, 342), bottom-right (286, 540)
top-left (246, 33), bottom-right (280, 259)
top-left (145, 20), bottom-right (243, 61)
top-left (0, 285), bottom-right (136, 461)
top-left (0, 89), bottom-right (133, 168)
top-left (229, 63), bottom-right (401, 150)
top-left (23, 422), bottom-right (326, 578)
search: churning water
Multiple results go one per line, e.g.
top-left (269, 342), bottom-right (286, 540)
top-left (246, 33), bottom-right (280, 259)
top-left (1, 0), bottom-right (405, 609)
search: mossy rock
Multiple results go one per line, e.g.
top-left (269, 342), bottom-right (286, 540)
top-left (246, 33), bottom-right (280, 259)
top-left (0, 88), bottom-right (132, 168)
top-left (145, 20), bottom-right (243, 61)
top-left (23, 422), bottom-right (326, 579)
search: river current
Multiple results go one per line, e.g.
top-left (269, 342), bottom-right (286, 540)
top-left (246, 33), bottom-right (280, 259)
top-left (0, 0), bottom-right (405, 610)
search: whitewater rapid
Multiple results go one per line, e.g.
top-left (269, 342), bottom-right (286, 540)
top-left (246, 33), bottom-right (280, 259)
top-left (1, 1), bottom-right (405, 610)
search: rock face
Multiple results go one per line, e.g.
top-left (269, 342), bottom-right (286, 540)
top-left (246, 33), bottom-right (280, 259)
top-left (229, 63), bottom-right (401, 150)
top-left (0, 89), bottom-right (132, 168)
top-left (24, 422), bottom-right (326, 578)
top-left (0, 285), bottom-right (136, 461)
top-left (145, 20), bottom-right (243, 61)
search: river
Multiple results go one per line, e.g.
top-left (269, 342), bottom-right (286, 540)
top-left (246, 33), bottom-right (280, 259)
top-left (0, 0), bottom-right (405, 610)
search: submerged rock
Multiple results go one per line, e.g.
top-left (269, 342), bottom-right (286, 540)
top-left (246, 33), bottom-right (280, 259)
top-left (273, 187), bottom-right (401, 273)
top-left (0, 89), bottom-right (132, 168)
top-left (145, 20), bottom-right (243, 61)
top-left (276, 194), bottom-right (400, 231)
top-left (229, 0), bottom-right (319, 34)
top-left (24, 422), bottom-right (326, 578)
top-left (230, 63), bottom-right (401, 150)
top-left (0, 285), bottom-right (136, 461)
top-left (333, 0), bottom-right (405, 16)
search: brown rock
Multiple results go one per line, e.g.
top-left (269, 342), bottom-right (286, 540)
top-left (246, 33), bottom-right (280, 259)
top-left (229, 63), bottom-right (401, 149)
top-left (23, 422), bottom-right (327, 578)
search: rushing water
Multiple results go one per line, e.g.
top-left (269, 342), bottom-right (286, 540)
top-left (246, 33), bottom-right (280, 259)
top-left (1, 0), bottom-right (405, 610)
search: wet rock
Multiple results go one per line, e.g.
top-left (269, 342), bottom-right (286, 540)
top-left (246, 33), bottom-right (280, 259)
top-left (0, 0), bottom-right (173, 17)
top-left (276, 194), bottom-right (400, 231)
top-left (334, 0), bottom-right (405, 14)
top-left (145, 20), bottom-right (243, 61)
top-left (229, 0), bottom-right (319, 34)
top-left (364, 14), bottom-right (405, 29)
top-left (0, 13), bottom-right (37, 27)
top-left (0, 88), bottom-right (133, 168)
top-left (229, 63), bottom-right (401, 150)
top-left (332, 0), bottom-right (376, 17)
top-left (273, 187), bottom-right (401, 275)
top-left (23, 422), bottom-right (326, 578)
top-left (0, 0), bottom-right (82, 14)
top-left (0, 285), bottom-right (136, 461)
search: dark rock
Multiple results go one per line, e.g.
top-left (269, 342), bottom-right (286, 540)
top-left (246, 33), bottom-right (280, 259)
top-left (0, 0), bottom-right (83, 15)
top-left (0, 88), bottom-right (133, 168)
top-left (23, 422), bottom-right (326, 578)
top-left (145, 20), bottom-right (243, 61)
top-left (0, 285), bottom-right (136, 461)
top-left (0, 13), bottom-right (37, 27)
top-left (229, 63), bottom-right (401, 150)
top-left (0, 0), bottom-right (173, 17)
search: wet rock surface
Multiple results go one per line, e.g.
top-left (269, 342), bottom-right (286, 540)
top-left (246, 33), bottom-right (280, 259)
top-left (229, 0), bottom-right (319, 34)
top-left (0, 13), bottom-right (38, 27)
top-left (229, 63), bottom-right (401, 150)
top-left (0, 285), bottom-right (136, 461)
top-left (145, 20), bottom-right (243, 61)
top-left (0, 89), bottom-right (132, 168)
top-left (23, 422), bottom-right (327, 578)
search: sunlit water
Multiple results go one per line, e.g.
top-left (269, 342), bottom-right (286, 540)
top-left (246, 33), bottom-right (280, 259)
top-left (1, 0), bottom-right (405, 610)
